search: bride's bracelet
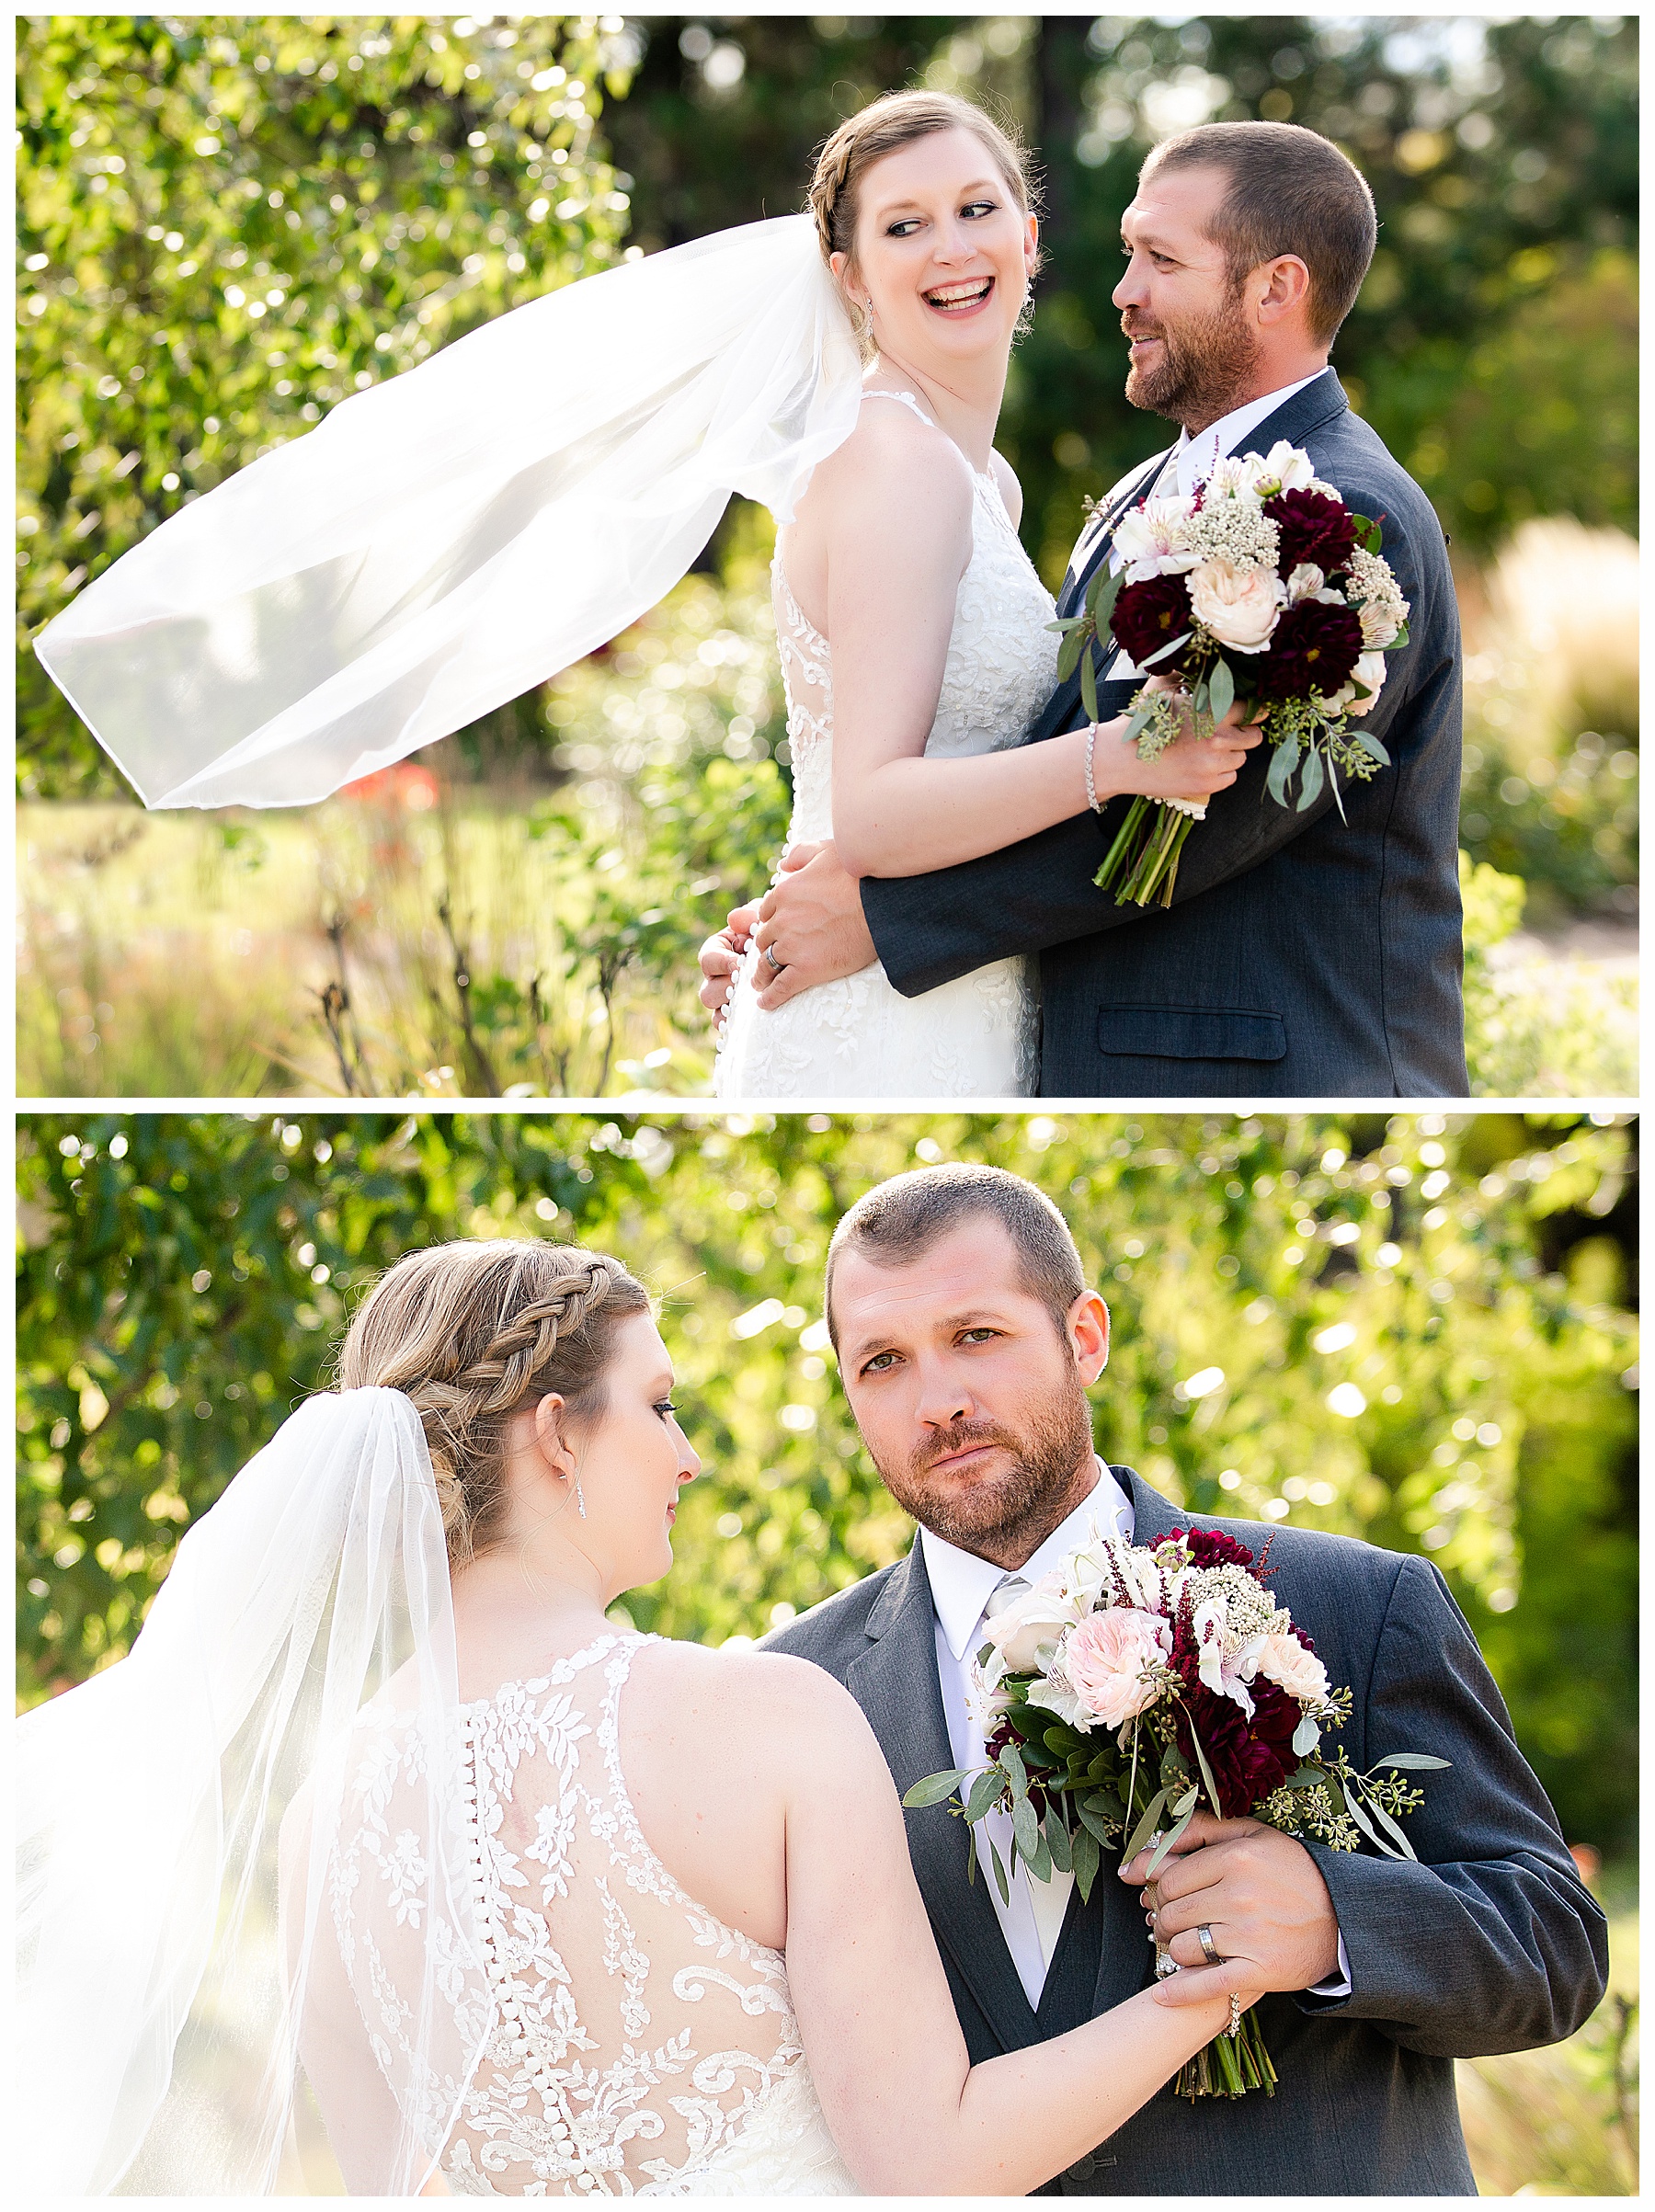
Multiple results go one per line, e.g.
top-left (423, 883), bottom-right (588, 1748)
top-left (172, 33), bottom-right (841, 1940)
top-left (1085, 721), bottom-right (1103, 814)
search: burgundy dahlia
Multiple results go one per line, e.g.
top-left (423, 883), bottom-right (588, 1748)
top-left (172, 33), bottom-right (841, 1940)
top-left (1112, 574), bottom-right (1194, 674)
top-left (1265, 487), bottom-right (1360, 577)
top-left (1175, 1675), bottom-right (1301, 1818)
top-left (1255, 599), bottom-right (1364, 703)
top-left (1170, 1526), bottom-right (1256, 1572)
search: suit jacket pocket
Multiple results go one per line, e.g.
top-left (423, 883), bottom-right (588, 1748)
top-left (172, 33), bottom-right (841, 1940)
top-left (1095, 1004), bottom-right (1288, 1062)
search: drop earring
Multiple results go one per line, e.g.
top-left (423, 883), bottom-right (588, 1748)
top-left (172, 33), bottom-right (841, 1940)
top-left (574, 1474), bottom-right (588, 1521)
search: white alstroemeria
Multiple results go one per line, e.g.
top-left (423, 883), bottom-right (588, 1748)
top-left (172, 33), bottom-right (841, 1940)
top-left (1024, 1669), bottom-right (1095, 1731)
top-left (1317, 649), bottom-right (1390, 719)
top-left (1114, 494), bottom-right (1200, 582)
top-left (1285, 564), bottom-right (1347, 609)
top-left (964, 1663), bottom-right (1014, 1737)
top-left (1193, 1600), bottom-right (1257, 1715)
top-left (1240, 440), bottom-right (1318, 499)
top-left (1060, 1534), bottom-right (1117, 1614)
top-left (1201, 452), bottom-right (1263, 502)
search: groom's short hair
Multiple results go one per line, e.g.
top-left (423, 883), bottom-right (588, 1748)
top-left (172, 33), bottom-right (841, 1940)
top-left (1142, 120), bottom-right (1377, 345)
top-left (824, 1163), bottom-right (1086, 1349)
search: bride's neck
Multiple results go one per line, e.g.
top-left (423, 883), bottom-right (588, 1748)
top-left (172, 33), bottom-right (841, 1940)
top-left (451, 1544), bottom-right (613, 1693)
top-left (873, 347), bottom-right (1007, 472)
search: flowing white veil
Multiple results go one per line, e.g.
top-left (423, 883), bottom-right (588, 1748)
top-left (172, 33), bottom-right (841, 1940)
top-left (16, 1387), bottom-right (493, 2195)
top-left (34, 215), bottom-right (863, 809)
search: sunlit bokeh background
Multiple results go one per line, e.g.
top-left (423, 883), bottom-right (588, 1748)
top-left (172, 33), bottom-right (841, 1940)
top-left (16, 15), bottom-right (1638, 1097)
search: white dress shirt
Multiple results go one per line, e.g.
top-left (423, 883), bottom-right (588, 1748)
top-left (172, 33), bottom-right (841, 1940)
top-left (921, 1458), bottom-right (1351, 2009)
top-left (1104, 368), bottom-right (1328, 682)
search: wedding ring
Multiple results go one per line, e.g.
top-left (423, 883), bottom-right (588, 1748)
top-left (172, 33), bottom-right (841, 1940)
top-left (762, 943), bottom-right (784, 975)
top-left (1196, 1923), bottom-right (1223, 1967)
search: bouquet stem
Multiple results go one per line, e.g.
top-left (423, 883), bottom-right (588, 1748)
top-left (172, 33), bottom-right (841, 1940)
top-left (1175, 2004), bottom-right (1277, 2101)
top-left (1094, 798), bottom-right (1196, 908)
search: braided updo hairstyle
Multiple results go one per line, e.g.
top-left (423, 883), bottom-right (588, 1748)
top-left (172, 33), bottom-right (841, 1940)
top-left (337, 1240), bottom-right (651, 1568)
top-left (808, 90), bottom-right (1041, 353)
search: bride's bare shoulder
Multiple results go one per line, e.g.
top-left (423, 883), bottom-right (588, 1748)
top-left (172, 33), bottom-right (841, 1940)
top-left (638, 1638), bottom-right (874, 1762)
top-left (803, 392), bottom-right (974, 520)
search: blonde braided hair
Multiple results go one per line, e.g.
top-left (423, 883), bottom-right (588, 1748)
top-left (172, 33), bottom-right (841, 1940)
top-left (336, 1240), bottom-right (651, 1567)
top-left (807, 90), bottom-right (1041, 358)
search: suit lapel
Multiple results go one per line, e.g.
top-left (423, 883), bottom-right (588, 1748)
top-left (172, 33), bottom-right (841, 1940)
top-left (847, 1542), bottom-right (1038, 2052)
top-left (1061, 448), bottom-right (1170, 614)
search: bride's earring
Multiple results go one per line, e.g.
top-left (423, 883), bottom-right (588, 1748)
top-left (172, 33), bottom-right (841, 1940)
top-left (574, 1473), bottom-right (588, 1521)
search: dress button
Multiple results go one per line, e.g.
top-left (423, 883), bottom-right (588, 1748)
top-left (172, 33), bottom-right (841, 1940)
top-left (1066, 2152), bottom-right (1096, 2181)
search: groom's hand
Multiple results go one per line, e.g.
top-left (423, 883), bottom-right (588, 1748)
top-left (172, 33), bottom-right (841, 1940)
top-left (749, 840), bottom-right (875, 1009)
top-left (1124, 1814), bottom-right (1341, 1992)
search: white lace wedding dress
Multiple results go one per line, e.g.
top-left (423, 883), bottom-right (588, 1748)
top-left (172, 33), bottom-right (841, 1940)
top-left (326, 1633), bottom-right (860, 2197)
top-left (713, 391), bottom-right (1059, 1100)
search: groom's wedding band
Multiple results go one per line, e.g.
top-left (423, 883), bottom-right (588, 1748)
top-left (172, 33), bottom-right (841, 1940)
top-left (762, 943), bottom-right (784, 975)
top-left (1196, 1922), bottom-right (1223, 1966)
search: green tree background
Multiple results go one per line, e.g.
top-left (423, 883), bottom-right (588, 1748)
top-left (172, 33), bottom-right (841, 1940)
top-left (17, 1109), bottom-right (1638, 1857)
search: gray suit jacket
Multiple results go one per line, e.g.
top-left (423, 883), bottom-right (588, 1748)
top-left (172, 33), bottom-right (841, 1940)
top-left (860, 371), bottom-right (1468, 1097)
top-left (769, 1470), bottom-right (1606, 2195)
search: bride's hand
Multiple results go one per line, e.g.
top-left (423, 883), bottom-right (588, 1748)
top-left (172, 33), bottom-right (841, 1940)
top-left (698, 899), bottom-right (761, 1027)
top-left (1092, 675), bottom-right (1264, 806)
top-left (1147, 1958), bottom-right (1267, 2016)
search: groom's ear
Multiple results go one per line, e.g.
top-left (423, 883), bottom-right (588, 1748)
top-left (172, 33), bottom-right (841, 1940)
top-left (1067, 1290), bottom-right (1110, 1384)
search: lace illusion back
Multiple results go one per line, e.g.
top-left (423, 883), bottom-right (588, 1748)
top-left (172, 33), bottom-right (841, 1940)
top-left (332, 1634), bottom-right (858, 2197)
top-left (713, 389), bottom-right (1059, 1100)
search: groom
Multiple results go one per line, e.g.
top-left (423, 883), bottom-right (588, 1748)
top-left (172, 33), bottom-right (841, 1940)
top-left (767, 1163), bottom-right (1606, 2195)
top-left (702, 120), bottom-right (1467, 1096)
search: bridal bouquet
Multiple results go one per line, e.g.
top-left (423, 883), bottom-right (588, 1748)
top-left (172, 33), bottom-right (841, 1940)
top-left (1051, 442), bottom-right (1410, 907)
top-left (904, 1524), bottom-right (1447, 2100)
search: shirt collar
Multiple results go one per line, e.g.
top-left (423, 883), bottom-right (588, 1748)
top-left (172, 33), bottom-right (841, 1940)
top-left (1173, 370), bottom-right (1327, 499)
top-left (921, 1459), bottom-right (1135, 1663)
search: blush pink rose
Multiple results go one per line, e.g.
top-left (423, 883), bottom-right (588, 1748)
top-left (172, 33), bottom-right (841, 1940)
top-left (1063, 1607), bottom-right (1172, 1727)
top-left (1250, 1630), bottom-right (1330, 1705)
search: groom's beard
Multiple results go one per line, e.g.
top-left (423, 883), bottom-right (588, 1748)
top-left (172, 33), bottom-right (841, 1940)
top-left (872, 1381), bottom-right (1096, 1563)
top-left (1123, 285), bottom-right (1261, 432)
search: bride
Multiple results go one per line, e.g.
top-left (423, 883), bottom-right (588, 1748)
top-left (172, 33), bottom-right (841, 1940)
top-left (19, 1239), bottom-right (1267, 2197)
top-left (711, 92), bottom-right (1257, 1100)
top-left (32, 86), bottom-right (1254, 1102)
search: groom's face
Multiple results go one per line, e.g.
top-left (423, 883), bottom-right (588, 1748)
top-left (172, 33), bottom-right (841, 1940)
top-left (1114, 162), bottom-right (1262, 432)
top-left (831, 1216), bottom-right (1107, 1568)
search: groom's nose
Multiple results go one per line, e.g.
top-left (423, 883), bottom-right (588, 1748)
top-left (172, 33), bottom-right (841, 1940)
top-left (912, 1356), bottom-right (975, 1430)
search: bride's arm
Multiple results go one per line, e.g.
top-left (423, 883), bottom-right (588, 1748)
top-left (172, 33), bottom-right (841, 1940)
top-left (776, 1665), bottom-right (1256, 2195)
top-left (816, 419), bottom-right (1257, 882)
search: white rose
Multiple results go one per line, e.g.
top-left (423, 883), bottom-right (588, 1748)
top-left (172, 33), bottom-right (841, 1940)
top-left (1113, 494), bottom-right (1199, 582)
top-left (978, 1576), bottom-right (1080, 1674)
top-left (1188, 557), bottom-right (1283, 652)
top-left (1251, 1630), bottom-right (1331, 1705)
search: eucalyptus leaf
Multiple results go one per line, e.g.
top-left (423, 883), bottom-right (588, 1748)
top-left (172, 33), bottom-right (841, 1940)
top-left (1144, 1796), bottom-right (1197, 1878)
top-left (1140, 629), bottom-right (1192, 671)
top-left (1187, 1726), bottom-right (1224, 1819)
top-left (1123, 1784), bottom-right (1171, 1865)
top-left (1359, 1789), bottom-right (1419, 1860)
top-left (1027, 1828), bottom-right (1054, 1883)
top-left (1341, 1784), bottom-right (1401, 1858)
top-left (1090, 565), bottom-right (1124, 632)
top-left (1371, 1751), bottom-right (1451, 1771)
top-left (1353, 731), bottom-right (1392, 768)
top-left (1057, 631), bottom-right (1084, 683)
top-left (902, 1766), bottom-right (973, 1808)
top-left (1080, 648), bottom-right (1100, 726)
top-left (1207, 656), bottom-right (1236, 723)
top-left (1266, 735), bottom-right (1301, 806)
top-left (1072, 1820), bottom-right (1101, 1905)
top-left (1010, 1792), bottom-right (1041, 1863)
top-left (1077, 1797), bottom-right (1119, 1846)
top-left (965, 1767), bottom-right (1005, 1824)
top-left (1292, 1715), bottom-right (1322, 1758)
top-left (1001, 1743), bottom-right (1029, 1799)
top-left (1044, 1806), bottom-right (1074, 1874)
top-left (1122, 701), bottom-right (1157, 746)
top-left (1297, 742), bottom-right (1326, 812)
top-left (989, 1835), bottom-right (1011, 1908)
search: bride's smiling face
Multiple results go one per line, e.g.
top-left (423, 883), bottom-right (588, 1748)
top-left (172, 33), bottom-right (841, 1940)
top-left (834, 127), bottom-right (1037, 371)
